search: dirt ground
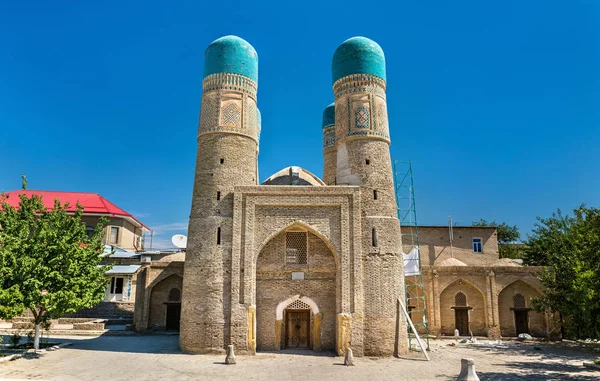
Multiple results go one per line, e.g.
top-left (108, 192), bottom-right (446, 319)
top-left (1, 334), bottom-right (599, 380)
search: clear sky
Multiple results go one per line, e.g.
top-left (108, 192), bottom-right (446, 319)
top-left (1, 1), bottom-right (598, 248)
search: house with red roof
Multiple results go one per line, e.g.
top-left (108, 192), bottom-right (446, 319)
top-left (3, 190), bottom-right (151, 319)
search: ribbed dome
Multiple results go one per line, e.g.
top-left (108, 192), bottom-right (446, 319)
top-left (322, 103), bottom-right (335, 128)
top-left (203, 36), bottom-right (258, 82)
top-left (332, 37), bottom-right (386, 84)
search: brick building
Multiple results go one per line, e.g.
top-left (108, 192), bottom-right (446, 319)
top-left (131, 35), bottom-right (555, 358)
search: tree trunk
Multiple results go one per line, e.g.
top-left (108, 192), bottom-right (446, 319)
top-left (34, 323), bottom-right (40, 350)
top-left (559, 312), bottom-right (566, 340)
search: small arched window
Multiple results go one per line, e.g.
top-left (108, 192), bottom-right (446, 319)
top-left (168, 288), bottom-right (181, 302)
top-left (455, 292), bottom-right (467, 307)
top-left (513, 293), bottom-right (526, 309)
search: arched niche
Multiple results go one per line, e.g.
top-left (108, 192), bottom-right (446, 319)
top-left (498, 280), bottom-right (546, 337)
top-left (439, 278), bottom-right (487, 336)
top-left (148, 274), bottom-right (183, 331)
top-left (255, 224), bottom-right (337, 352)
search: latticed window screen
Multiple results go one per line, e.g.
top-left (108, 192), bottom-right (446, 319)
top-left (455, 292), bottom-right (467, 306)
top-left (285, 232), bottom-right (307, 264)
top-left (285, 299), bottom-right (311, 310)
top-left (168, 288), bottom-right (181, 302)
top-left (513, 293), bottom-right (526, 308)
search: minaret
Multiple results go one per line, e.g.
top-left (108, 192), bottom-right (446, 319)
top-left (180, 36), bottom-right (260, 353)
top-left (322, 103), bottom-right (336, 185)
top-left (331, 37), bottom-right (407, 356)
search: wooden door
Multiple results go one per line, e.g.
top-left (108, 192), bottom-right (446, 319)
top-left (514, 310), bottom-right (529, 335)
top-left (454, 309), bottom-right (469, 336)
top-left (166, 303), bottom-right (181, 331)
top-left (285, 310), bottom-right (310, 348)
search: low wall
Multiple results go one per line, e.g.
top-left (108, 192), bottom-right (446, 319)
top-left (67, 302), bottom-right (134, 320)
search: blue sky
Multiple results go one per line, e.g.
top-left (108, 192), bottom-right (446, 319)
top-left (1, 1), bottom-right (598, 248)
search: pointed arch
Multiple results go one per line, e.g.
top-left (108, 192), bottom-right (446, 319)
top-left (439, 277), bottom-right (486, 299)
top-left (439, 277), bottom-right (487, 336)
top-left (498, 279), bottom-right (546, 337)
top-left (255, 220), bottom-right (339, 268)
top-left (498, 279), bottom-right (543, 295)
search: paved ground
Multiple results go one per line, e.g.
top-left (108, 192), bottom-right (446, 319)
top-left (1, 334), bottom-right (599, 380)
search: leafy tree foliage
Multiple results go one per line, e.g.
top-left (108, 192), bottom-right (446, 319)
top-left (0, 191), bottom-right (110, 349)
top-left (472, 219), bottom-right (523, 258)
top-left (524, 205), bottom-right (600, 339)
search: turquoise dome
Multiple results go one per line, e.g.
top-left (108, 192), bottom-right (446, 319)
top-left (322, 103), bottom-right (335, 128)
top-left (203, 36), bottom-right (258, 82)
top-left (332, 37), bottom-right (386, 84)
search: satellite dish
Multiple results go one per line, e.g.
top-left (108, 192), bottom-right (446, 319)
top-left (171, 234), bottom-right (187, 249)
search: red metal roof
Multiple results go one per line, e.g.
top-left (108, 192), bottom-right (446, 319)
top-left (2, 190), bottom-right (149, 230)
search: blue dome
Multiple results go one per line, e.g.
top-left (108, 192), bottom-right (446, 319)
top-left (322, 103), bottom-right (335, 128)
top-left (203, 36), bottom-right (258, 82)
top-left (332, 37), bottom-right (386, 84)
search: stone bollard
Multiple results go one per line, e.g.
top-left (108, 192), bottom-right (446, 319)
top-left (225, 344), bottom-right (236, 365)
top-left (454, 329), bottom-right (460, 337)
top-left (457, 358), bottom-right (479, 381)
top-left (344, 347), bottom-right (354, 366)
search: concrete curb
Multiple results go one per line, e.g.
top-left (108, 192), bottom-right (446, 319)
top-left (0, 342), bottom-right (72, 362)
top-left (0, 353), bottom-right (21, 363)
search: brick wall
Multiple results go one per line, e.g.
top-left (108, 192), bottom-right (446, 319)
top-left (68, 302), bottom-right (134, 320)
top-left (256, 232), bottom-right (336, 350)
top-left (149, 274), bottom-right (183, 330)
top-left (419, 227), bottom-right (499, 266)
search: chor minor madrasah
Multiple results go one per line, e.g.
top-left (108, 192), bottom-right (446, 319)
top-left (180, 35), bottom-right (406, 356)
top-left (11, 35), bottom-right (551, 357)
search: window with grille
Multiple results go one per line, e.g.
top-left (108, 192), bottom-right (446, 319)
top-left (513, 293), bottom-right (526, 308)
top-left (285, 299), bottom-right (311, 310)
top-left (168, 288), bottom-right (181, 302)
top-left (285, 232), bottom-right (307, 264)
top-left (455, 292), bottom-right (467, 306)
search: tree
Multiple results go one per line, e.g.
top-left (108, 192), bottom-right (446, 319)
top-left (524, 205), bottom-right (600, 339)
top-left (471, 219), bottom-right (523, 258)
top-left (0, 189), bottom-right (111, 350)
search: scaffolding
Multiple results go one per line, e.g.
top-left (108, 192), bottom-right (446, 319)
top-left (394, 160), bottom-right (430, 351)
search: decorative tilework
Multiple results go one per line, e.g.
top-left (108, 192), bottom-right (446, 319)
top-left (354, 105), bottom-right (370, 129)
top-left (221, 103), bottom-right (241, 127)
top-left (200, 96), bottom-right (216, 130)
top-left (203, 73), bottom-right (257, 98)
top-left (323, 126), bottom-right (336, 151)
top-left (377, 103), bottom-right (387, 131)
top-left (333, 74), bottom-right (386, 99)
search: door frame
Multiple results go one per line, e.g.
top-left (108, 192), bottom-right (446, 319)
top-left (164, 302), bottom-right (181, 331)
top-left (451, 306), bottom-right (472, 336)
top-left (511, 307), bottom-right (530, 335)
top-left (284, 309), bottom-right (311, 349)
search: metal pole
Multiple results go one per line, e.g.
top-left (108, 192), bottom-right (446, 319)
top-left (449, 215), bottom-right (454, 258)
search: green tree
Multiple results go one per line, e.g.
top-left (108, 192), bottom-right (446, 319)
top-left (0, 190), bottom-right (111, 350)
top-left (524, 205), bottom-right (600, 339)
top-left (472, 219), bottom-right (523, 258)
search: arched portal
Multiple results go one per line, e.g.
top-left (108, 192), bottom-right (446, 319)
top-left (498, 280), bottom-right (546, 337)
top-left (255, 225), bottom-right (337, 351)
top-left (439, 279), bottom-right (486, 336)
top-left (148, 274), bottom-right (183, 331)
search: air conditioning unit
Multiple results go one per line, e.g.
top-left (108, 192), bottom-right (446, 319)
top-left (141, 256), bottom-right (151, 263)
